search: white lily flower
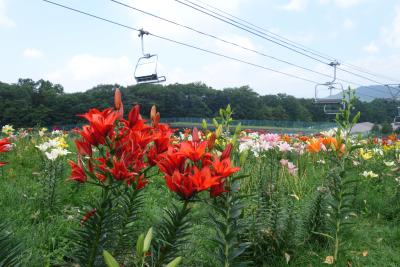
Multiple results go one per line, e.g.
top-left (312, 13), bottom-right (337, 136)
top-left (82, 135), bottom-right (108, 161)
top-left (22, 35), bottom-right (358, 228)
top-left (384, 161), bottom-right (395, 167)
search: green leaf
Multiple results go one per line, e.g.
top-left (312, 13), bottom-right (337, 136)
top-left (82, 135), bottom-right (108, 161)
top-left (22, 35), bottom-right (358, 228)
top-left (212, 118), bottom-right (219, 127)
top-left (226, 104), bottom-right (232, 114)
top-left (136, 233), bottom-right (144, 256)
top-left (166, 256), bottom-right (182, 267)
top-left (352, 112), bottom-right (361, 124)
top-left (143, 227), bottom-right (153, 253)
top-left (234, 123), bottom-right (241, 135)
top-left (311, 231), bottom-right (334, 240)
top-left (103, 250), bottom-right (119, 267)
top-left (202, 119), bottom-right (208, 130)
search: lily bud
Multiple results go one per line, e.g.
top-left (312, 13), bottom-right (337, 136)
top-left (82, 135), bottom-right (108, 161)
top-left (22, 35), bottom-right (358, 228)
top-left (114, 88), bottom-right (122, 110)
top-left (150, 105), bottom-right (157, 119)
top-left (207, 133), bottom-right (216, 150)
top-left (215, 125), bottom-right (222, 138)
top-left (192, 127), bottom-right (200, 142)
top-left (221, 143), bottom-right (233, 160)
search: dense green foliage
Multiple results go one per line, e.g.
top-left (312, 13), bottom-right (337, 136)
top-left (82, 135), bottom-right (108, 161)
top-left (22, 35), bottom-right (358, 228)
top-left (0, 221), bottom-right (23, 266)
top-left (1, 79), bottom-right (399, 127)
top-left (0, 133), bottom-right (398, 266)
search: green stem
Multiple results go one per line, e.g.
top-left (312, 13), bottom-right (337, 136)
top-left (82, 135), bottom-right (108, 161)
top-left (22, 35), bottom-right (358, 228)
top-left (223, 193), bottom-right (232, 267)
top-left (87, 187), bottom-right (110, 267)
top-left (334, 192), bottom-right (342, 262)
top-left (49, 160), bottom-right (56, 209)
top-left (0, 154), bottom-right (4, 177)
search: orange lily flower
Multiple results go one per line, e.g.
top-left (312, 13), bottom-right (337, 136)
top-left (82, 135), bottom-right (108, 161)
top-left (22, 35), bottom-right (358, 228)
top-left (307, 138), bottom-right (322, 153)
top-left (322, 137), bottom-right (338, 150)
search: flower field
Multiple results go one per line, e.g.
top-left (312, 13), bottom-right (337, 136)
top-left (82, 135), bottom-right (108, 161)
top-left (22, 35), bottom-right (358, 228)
top-left (0, 90), bottom-right (399, 267)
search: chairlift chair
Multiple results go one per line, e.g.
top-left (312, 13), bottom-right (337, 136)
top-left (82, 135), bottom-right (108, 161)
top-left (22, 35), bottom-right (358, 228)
top-left (134, 29), bottom-right (166, 84)
top-left (314, 61), bottom-right (345, 115)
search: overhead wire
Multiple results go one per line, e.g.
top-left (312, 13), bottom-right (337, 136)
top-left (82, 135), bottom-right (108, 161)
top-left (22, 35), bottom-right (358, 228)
top-left (176, 0), bottom-right (400, 91)
top-left (337, 67), bottom-right (400, 95)
top-left (40, 0), bottom-right (320, 85)
top-left (181, 0), bottom-right (400, 84)
top-left (181, 0), bottom-right (336, 63)
top-left (39, 0), bottom-right (394, 101)
top-left (173, 0), bottom-right (331, 65)
top-left (110, 0), bottom-right (359, 87)
top-left (340, 63), bottom-right (400, 84)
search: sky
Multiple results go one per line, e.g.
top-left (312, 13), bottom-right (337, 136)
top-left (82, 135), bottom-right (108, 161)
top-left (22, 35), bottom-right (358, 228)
top-left (0, 0), bottom-right (400, 98)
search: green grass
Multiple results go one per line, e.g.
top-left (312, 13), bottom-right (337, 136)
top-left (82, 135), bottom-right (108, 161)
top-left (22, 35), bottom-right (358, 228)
top-left (0, 135), bottom-right (399, 266)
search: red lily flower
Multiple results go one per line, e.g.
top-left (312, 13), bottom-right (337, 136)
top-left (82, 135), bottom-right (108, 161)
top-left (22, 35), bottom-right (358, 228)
top-left (165, 170), bottom-right (195, 199)
top-left (212, 156), bottom-right (240, 178)
top-left (147, 135), bottom-right (172, 166)
top-left (109, 156), bottom-right (137, 181)
top-left (134, 174), bottom-right (148, 190)
top-left (68, 160), bottom-right (87, 183)
top-left (210, 183), bottom-right (226, 198)
top-left (79, 108), bottom-right (119, 144)
top-left (80, 125), bottom-right (103, 146)
top-left (0, 138), bottom-right (11, 153)
top-left (191, 166), bottom-right (221, 191)
top-left (75, 140), bottom-right (92, 156)
top-left (178, 140), bottom-right (208, 162)
top-left (125, 105), bottom-right (147, 130)
top-left (157, 149), bottom-right (185, 175)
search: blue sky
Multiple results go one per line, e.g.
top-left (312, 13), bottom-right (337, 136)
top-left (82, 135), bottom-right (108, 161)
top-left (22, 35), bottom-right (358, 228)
top-left (1, 0), bottom-right (399, 97)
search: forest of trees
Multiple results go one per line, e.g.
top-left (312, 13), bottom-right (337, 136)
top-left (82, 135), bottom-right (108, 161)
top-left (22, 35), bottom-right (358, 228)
top-left (0, 79), bottom-right (398, 128)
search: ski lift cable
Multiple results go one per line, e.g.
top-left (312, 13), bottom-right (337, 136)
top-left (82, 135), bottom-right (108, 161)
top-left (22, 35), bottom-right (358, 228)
top-left (40, 0), bottom-right (319, 85)
top-left (180, 0), bottom-right (400, 84)
top-left (178, 0), bottom-right (400, 89)
top-left (41, 0), bottom-right (141, 32)
top-left (148, 33), bottom-right (319, 84)
top-left (175, 0), bottom-right (397, 89)
top-left (341, 63), bottom-right (400, 84)
top-left (173, 0), bottom-right (331, 66)
top-left (110, 0), bottom-right (359, 86)
top-left (337, 68), bottom-right (400, 95)
top-left (39, 0), bottom-right (390, 97)
top-left (181, 0), bottom-right (335, 63)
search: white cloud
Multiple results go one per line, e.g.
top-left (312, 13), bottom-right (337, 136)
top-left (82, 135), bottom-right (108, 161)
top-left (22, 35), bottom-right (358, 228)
top-left (214, 34), bottom-right (257, 58)
top-left (264, 27), bottom-right (314, 45)
top-left (334, 0), bottom-right (362, 8)
top-left (346, 54), bottom-right (400, 86)
top-left (318, 0), bottom-right (363, 8)
top-left (0, 0), bottom-right (14, 27)
top-left (45, 54), bottom-right (135, 92)
top-left (382, 6), bottom-right (400, 48)
top-left (363, 42), bottom-right (379, 54)
top-left (342, 18), bottom-right (356, 30)
top-left (281, 0), bottom-right (309, 11)
top-left (22, 48), bottom-right (43, 59)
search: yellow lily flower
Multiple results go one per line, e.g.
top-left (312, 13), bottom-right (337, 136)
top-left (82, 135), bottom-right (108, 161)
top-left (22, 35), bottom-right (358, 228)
top-left (359, 148), bottom-right (373, 160)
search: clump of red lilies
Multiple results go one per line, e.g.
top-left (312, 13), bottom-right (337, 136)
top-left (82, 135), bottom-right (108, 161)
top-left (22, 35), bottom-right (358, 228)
top-left (69, 89), bottom-right (240, 198)
top-left (157, 128), bottom-right (240, 200)
top-left (0, 137), bottom-right (11, 167)
top-left (69, 88), bottom-right (174, 189)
